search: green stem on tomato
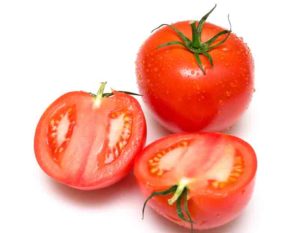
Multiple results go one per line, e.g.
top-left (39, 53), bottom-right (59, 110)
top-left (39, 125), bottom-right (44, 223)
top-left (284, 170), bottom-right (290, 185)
top-left (142, 185), bottom-right (177, 220)
top-left (168, 178), bottom-right (190, 205)
top-left (191, 21), bottom-right (201, 48)
top-left (142, 179), bottom-right (194, 233)
top-left (92, 82), bottom-right (142, 107)
top-left (94, 81), bottom-right (107, 108)
top-left (151, 4), bottom-right (232, 74)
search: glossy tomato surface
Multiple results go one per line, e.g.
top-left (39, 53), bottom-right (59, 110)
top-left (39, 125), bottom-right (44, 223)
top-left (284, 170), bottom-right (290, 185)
top-left (134, 133), bottom-right (257, 230)
top-left (35, 91), bottom-right (146, 190)
top-left (136, 21), bottom-right (254, 132)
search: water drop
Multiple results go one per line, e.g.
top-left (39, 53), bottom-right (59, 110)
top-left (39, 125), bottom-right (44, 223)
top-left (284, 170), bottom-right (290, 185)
top-left (222, 47), bottom-right (229, 52)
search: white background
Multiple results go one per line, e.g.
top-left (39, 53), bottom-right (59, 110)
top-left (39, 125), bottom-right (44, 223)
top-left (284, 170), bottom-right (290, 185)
top-left (0, 0), bottom-right (299, 232)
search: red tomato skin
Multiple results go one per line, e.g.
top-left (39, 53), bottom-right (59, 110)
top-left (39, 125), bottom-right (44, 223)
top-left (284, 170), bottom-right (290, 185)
top-left (35, 91), bottom-right (146, 190)
top-left (136, 21), bottom-right (254, 132)
top-left (134, 133), bottom-right (257, 230)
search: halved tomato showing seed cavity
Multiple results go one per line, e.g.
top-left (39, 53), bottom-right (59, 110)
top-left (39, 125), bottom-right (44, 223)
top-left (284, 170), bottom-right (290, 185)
top-left (34, 83), bottom-right (146, 190)
top-left (134, 133), bottom-right (257, 231)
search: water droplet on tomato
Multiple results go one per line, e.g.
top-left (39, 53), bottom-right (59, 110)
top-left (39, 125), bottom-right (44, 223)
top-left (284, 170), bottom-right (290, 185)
top-left (222, 47), bottom-right (229, 52)
top-left (226, 91), bottom-right (231, 97)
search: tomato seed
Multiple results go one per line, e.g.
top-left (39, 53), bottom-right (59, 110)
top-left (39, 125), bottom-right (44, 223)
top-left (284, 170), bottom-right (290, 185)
top-left (151, 167), bottom-right (159, 174)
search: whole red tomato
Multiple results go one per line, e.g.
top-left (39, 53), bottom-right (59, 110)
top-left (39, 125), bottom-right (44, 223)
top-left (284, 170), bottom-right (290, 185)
top-left (134, 132), bottom-right (257, 231)
top-left (136, 6), bottom-right (254, 132)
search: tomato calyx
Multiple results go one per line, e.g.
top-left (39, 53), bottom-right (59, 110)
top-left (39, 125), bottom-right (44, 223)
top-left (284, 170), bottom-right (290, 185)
top-left (151, 4), bottom-right (232, 74)
top-left (90, 82), bottom-right (142, 107)
top-left (142, 179), bottom-right (194, 232)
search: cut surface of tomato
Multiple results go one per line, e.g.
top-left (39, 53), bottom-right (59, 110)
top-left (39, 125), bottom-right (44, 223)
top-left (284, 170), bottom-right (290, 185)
top-left (134, 133), bottom-right (257, 230)
top-left (35, 86), bottom-right (146, 190)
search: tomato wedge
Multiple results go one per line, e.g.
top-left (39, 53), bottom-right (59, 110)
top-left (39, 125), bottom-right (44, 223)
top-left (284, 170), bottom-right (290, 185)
top-left (134, 133), bottom-right (257, 231)
top-left (34, 83), bottom-right (146, 190)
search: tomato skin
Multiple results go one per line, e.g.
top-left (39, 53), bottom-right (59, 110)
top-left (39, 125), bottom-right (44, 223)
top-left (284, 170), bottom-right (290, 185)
top-left (134, 133), bottom-right (257, 230)
top-left (35, 91), bottom-right (146, 190)
top-left (136, 21), bottom-right (254, 132)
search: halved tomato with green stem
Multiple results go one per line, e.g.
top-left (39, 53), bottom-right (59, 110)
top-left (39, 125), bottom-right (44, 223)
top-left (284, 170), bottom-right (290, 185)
top-left (34, 82), bottom-right (146, 190)
top-left (134, 133), bottom-right (257, 231)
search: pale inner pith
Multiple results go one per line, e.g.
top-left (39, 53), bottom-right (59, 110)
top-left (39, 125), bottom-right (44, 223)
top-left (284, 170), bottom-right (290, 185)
top-left (108, 114), bottom-right (126, 148)
top-left (205, 145), bottom-right (235, 182)
top-left (149, 140), bottom-right (242, 188)
top-left (159, 147), bottom-right (188, 171)
top-left (56, 113), bottom-right (71, 147)
top-left (104, 113), bottom-right (132, 164)
top-left (48, 107), bottom-right (76, 162)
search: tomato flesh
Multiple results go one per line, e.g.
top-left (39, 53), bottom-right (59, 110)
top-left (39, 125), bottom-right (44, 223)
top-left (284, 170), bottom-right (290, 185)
top-left (35, 91), bottom-right (146, 190)
top-left (134, 133), bottom-right (256, 230)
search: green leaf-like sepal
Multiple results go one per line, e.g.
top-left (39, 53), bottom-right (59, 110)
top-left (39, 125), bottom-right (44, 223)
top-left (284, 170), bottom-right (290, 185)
top-left (152, 5), bottom-right (232, 74)
top-left (142, 184), bottom-right (194, 233)
top-left (142, 185), bottom-right (177, 220)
